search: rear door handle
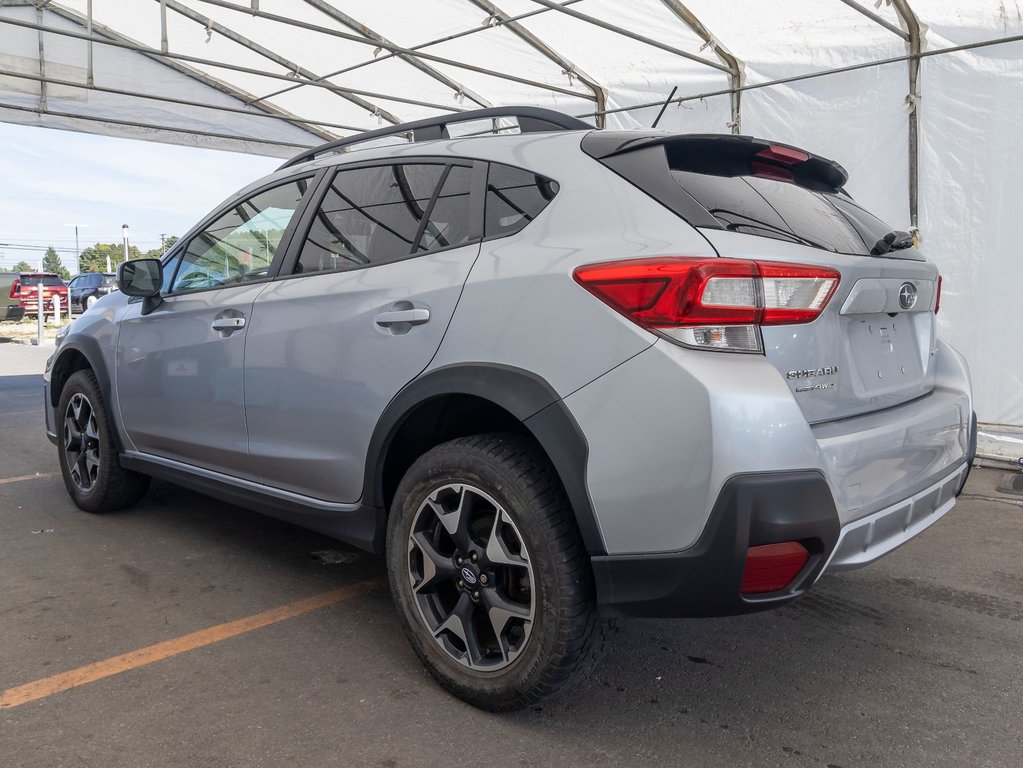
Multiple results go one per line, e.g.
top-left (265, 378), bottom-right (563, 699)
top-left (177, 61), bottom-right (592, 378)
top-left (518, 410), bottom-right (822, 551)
top-left (375, 308), bottom-right (430, 327)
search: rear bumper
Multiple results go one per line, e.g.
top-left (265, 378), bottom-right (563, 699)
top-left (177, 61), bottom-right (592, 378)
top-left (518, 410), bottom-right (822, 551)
top-left (593, 455), bottom-right (972, 618)
top-left (593, 470), bottom-right (840, 618)
top-left (820, 460), bottom-right (967, 574)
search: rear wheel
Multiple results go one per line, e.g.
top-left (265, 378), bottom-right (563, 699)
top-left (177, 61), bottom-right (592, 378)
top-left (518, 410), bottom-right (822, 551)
top-left (57, 370), bottom-right (150, 513)
top-left (85, 294), bottom-right (98, 310)
top-left (386, 433), bottom-right (604, 711)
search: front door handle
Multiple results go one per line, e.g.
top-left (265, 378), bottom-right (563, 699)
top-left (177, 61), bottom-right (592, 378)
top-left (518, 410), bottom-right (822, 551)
top-left (375, 308), bottom-right (430, 327)
top-left (211, 315), bottom-right (246, 335)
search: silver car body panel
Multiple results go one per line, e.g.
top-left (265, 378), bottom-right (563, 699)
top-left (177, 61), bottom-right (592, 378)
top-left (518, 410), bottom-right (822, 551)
top-left (563, 336), bottom-right (970, 555)
top-left (244, 242), bottom-right (482, 502)
top-left (115, 283), bottom-right (267, 481)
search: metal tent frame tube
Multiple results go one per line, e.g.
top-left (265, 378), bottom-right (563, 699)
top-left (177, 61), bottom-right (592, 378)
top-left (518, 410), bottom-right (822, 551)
top-left (891, 0), bottom-right (922, 232)
top-left (466, 0), bottom-right (605, 126)
top-left (576, 33), bottom-right (1023, 122)
top-left (659, 0), bottom-right (743, 133)
top-left (299, 0), bottom-right (491, 110)
top-left (527, 0), bottom-right (729, 73)
top-left (192, 0), bottom-right (594, 107)
top-left (0, 15), bottom-right (469, 121)
top-left (159, 0), bottom-right (402, 124)
top-left (0, 67), bottom-right (373, 134)
top-left (0, 100), bottom-right (313, 151)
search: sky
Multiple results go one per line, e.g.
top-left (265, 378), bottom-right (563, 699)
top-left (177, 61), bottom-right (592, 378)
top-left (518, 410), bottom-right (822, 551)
top-left (0, 121), bottom-right (281, 274)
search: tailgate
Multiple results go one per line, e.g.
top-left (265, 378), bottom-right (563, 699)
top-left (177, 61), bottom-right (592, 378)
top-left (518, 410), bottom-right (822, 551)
top-left (700, 229), bottom-right (939, 423)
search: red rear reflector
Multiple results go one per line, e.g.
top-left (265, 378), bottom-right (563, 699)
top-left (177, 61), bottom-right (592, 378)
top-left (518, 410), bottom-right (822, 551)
top-left (935, 275), bottom-right (942, 315)
top-left (755, 145), bottom-right (810, 165)
top-left (741, 542), bottom-right (810, 594)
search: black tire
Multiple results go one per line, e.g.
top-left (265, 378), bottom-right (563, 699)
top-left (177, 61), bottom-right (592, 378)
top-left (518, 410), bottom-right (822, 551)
top-left (56, 369), bottom-right (150, 513)
top-left (386, 433), bottom-right (605, 711)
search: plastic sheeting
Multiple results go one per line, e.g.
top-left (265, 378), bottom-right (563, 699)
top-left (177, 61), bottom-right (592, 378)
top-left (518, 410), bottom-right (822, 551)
top-left (0, 0), bottom-right (1020, 459)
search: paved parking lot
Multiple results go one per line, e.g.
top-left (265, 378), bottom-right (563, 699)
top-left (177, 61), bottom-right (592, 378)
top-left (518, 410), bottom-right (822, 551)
top-left (1, 342), bottom-right (1021, 768)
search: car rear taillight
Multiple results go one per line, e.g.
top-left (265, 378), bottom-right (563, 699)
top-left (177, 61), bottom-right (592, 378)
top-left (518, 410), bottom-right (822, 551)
top-left (573, 257), bottom-right (839, 353)
top-left (935, 275), bottom-right (942, 315)
top-left (9, 280), bottom-right (17, 299)
top-left (740, 542), bottom-right (810, 595)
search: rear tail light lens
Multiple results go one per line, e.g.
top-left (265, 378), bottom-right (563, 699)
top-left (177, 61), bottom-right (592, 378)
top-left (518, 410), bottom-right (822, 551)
top-left (9, 280), bottom-right (17, 299)
top-left (573, 257), bottom-right (839, 353)
top-left (741, 541), bottom-right (810, 594)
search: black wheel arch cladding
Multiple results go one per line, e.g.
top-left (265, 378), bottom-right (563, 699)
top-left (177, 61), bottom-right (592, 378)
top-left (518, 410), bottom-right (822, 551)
top-left (365, 363), bottom-right (606, 555)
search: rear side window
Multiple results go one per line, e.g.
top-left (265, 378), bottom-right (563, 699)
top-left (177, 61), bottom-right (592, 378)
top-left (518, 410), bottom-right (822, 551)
top-left (673, 171), bottom-right (867, 255)
top-left (296, 163), bottom-right (466, 274)
top-left (484, 164), bottom-right (558, 239)
top-left (416, 165), bottom-right (473, 253)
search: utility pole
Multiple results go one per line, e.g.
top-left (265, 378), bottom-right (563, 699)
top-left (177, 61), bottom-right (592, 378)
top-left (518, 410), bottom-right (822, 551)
top-left (120, 224), bottom-right (129, 272)
top-left (64, 223), bottom-right (88, 273)
top-left (160, 233), bottom-right (167, 254)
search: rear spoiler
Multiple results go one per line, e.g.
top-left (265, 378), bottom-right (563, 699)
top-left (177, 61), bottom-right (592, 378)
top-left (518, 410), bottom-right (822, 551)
top-left (581, 132), bottom-right (848, 194)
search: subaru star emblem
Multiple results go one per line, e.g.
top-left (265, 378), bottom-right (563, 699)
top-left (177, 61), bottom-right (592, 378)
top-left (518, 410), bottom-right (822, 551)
top-left (461, 567), bottom-right (478, 585)
top-left (898, 282), bottom-right (918, 310)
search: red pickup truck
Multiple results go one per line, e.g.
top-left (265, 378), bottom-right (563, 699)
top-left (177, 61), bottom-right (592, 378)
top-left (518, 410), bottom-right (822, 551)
top-left (12, 272), bottom-right (70, 316)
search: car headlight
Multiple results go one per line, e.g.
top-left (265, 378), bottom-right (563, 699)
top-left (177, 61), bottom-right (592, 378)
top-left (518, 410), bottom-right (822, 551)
top-left (54, 321), bottom-right (74, 348)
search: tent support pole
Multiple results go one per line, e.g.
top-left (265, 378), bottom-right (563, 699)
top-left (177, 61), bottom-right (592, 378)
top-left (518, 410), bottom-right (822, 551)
top-left (85, 0), bottom-right (93, 86)
top-left (528, 0), bottom-right (728, 73)
top-left (159, 0), bottom-right (403, 124)
top-left (159, 0), bottom-right (168, 53)
top-left (892, 0), bottom-right (922, 233)
top-left (299, 0), bottom-right (492, 110)
top-left (0, 67), bottom-right (374, 133)
top-left (836, 0), bottom-right (909, 40)
top-left (35, 4), bottom-right (46, 112)
top-left (190, 0), bottom-right (592, 108)
top-left (659, 0), bottom-right (743, 133)
top-left (466, 0), bottom-right (604, 126)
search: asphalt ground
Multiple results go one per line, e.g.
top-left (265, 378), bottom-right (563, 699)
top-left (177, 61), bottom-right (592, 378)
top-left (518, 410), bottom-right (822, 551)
top-left (1, 343), bottom-right (1021, 768)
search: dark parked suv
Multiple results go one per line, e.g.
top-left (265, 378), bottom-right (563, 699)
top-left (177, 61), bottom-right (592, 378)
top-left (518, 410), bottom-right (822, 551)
top-left (68, 272), bottom-right (117, 312)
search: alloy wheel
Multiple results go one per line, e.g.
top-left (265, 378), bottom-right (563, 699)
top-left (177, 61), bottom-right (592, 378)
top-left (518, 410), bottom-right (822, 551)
top-left (407, 483), bottom-right (535, 671)
top-left (63, 392), bottom-right (101, 492)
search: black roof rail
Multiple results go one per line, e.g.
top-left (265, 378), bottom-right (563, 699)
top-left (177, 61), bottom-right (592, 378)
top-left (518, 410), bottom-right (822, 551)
top-left (279, 106), bottom-right (594, 170)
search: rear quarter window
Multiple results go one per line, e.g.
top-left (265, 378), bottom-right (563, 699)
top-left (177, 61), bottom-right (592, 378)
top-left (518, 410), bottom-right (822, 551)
top-left (484, 164), bottom-right (559, 239)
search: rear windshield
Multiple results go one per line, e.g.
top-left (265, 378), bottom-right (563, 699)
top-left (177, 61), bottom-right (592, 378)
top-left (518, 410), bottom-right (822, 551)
top-left (101, 274), bottom-right (117, 286)
top-left (20, 275), bottom-right (64, 286)
top-left (671, 170), bottom-right (898, 256)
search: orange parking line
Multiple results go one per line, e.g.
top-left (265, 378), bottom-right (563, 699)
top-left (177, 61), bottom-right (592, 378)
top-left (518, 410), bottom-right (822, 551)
top-left (0, 472), bottom-right (59, 485)
top-left (0, 579), bottom-right (383, 709)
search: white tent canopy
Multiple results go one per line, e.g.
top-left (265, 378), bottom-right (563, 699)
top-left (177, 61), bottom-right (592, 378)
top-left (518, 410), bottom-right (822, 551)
top-left (1, 0), bottom-right (1021, 463)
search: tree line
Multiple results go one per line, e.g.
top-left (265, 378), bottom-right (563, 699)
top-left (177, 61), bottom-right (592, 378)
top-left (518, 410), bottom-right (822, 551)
top-left (0, 238), bottom-right (179, 279)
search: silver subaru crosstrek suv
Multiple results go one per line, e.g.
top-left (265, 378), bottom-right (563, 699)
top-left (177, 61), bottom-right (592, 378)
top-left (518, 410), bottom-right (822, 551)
top-left (44, 107), bottom-right (975, 711)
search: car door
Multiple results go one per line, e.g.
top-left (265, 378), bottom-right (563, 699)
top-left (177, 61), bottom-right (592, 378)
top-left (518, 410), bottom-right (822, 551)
top-left (244, 160), bottom-right (483, 502)
top-left (115, 176), bottom-right (315, 479)
top-left (66, 276), bottom-right (82, 309)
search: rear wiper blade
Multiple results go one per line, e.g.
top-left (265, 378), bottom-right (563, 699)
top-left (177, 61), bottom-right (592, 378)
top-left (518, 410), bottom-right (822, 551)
top-left (871, 230), bottom-right (914, 255)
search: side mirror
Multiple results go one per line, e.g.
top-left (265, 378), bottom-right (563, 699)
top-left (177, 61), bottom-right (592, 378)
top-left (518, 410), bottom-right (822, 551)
top-left (118, 259), bottom-right (163, 315)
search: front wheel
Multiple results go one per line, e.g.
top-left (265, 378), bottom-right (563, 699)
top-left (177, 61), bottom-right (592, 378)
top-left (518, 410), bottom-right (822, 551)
top-left (386, 434), bottom-right (604, 711)
top-left (57, 369), bottom-right (150, 513)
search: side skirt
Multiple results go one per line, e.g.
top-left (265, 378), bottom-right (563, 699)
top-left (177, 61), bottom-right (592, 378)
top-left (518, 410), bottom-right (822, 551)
top-left (120, 452), bottom-right (381, 552)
